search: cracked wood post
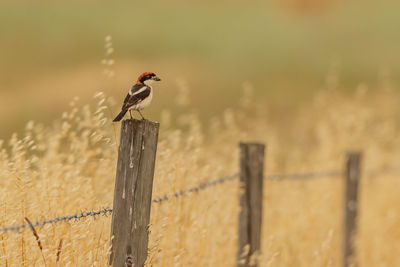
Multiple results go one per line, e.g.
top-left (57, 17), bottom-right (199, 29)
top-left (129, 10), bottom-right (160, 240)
top-left (109, 119), bottom-right (159, 267)
top-left (237, 143), bottom-right (265, 267)
top-left (343, 152), bottom-right (362, 267)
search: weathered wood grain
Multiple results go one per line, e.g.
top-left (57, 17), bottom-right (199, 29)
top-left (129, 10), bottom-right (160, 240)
top-left (109, 119), bottom-right (159, 267)
top-left (237, 143), bottom-right (265, 267)
top-left (343, 152), bottom-right (362, 267)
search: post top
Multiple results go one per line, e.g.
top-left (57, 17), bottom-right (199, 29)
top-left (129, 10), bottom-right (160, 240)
top-left (239, 142), bottom-right (265, 148)
top-left (121, 118), bottom-right (160, 126)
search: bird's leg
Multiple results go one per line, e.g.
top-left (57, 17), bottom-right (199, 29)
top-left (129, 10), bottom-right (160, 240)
top-left (137, 110), bottom-right (145, 120)
top-left (129, 110), bottom-right (133, 119)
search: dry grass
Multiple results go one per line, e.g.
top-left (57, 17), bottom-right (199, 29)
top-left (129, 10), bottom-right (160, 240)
top-left (1, 78), bottom-right (400, 266)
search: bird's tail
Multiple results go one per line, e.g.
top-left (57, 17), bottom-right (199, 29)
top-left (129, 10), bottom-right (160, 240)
top-left (113, 110), bottom-right (127, 122)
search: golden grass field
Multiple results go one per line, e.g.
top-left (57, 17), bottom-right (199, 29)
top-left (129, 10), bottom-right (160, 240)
top-left (1, 80), bottom-right (400, 266)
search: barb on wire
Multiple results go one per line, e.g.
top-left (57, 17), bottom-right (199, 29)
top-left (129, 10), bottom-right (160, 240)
top-left (151, 173), bottom-right (239, 204)
top-left (0, 207), bottom-right (112, 233)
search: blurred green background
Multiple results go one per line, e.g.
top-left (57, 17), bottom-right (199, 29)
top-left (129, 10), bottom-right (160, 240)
top-left (1, 0), bottom-right (400, 139)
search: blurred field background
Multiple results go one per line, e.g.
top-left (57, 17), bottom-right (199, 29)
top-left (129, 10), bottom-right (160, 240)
top-left (1, 0), bottom-right (400, 266)
top-left (1, 0), bottom-right (400, 139)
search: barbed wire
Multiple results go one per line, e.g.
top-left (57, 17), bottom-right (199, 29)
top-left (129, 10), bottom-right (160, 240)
top-left (0, 174), bottom-right (238, 233)
top-left (264, 167), bottom-right (400, 180)
top-left (0, 208), bottom-right (113, 233)
top-left (365, 166), bottom-right (400, 177)
top-left (151, 173), bottom-right (239, 203)
top-left (265, 170), bottom-right (341, 180)
top-left (1, 167), bottom-right (399, 234)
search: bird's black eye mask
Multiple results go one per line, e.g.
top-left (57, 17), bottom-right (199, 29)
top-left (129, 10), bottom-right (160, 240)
top-left (140, 74), bottom-right (154, 83)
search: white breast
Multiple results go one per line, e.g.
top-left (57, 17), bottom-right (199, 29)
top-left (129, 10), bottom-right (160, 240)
top-left (131, 86), bottom-right (153, 110)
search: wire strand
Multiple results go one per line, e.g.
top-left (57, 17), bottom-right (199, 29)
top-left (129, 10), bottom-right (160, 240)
top-left (151, 173), bottom-right (238, 204)
top-left (266, 170), bottom-right (341, 180)
top-left (0, 208), bottom-right (113, 233)
top-left (0, 174), bottom-right (238, 233)
top-left (1, 167), bottom-right (399, 234)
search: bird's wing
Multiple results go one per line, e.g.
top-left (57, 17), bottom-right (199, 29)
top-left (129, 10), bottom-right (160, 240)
top-left (121, 84), bottom-right (151, 110)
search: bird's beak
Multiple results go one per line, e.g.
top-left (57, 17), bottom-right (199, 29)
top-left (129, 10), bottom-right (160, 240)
top-left (153, 76), bottom-right (161, 81)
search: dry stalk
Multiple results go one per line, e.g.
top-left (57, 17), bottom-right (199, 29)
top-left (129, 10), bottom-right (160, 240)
top-left (0, 234), bottom-right (8, 267)
top-left (24, 217), bottom-right (46, 267)
top-left (56, 239), bottom-right (63, 263)
top-left (21, 203), bottom-right (26, 267)
top-left (21, 233), bottom-right (25, 267)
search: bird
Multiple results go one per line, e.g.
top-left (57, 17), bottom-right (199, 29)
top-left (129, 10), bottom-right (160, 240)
top-left (113, 72), bottom-right (161, 122)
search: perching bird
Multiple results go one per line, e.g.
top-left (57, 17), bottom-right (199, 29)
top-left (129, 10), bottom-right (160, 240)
top-left (113, 72), bottom-right (161, 122)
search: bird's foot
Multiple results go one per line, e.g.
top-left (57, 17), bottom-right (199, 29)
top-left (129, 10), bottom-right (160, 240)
top-left (137, 110), bottom-right (145, 121)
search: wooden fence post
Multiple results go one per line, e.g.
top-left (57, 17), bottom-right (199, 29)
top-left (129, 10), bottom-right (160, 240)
top-left (237, 142), bottom-right (265, 267)
top-left (108, 119), bottom-right (159, 267)
top-left (343, 152), bottom-right (362, 267)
